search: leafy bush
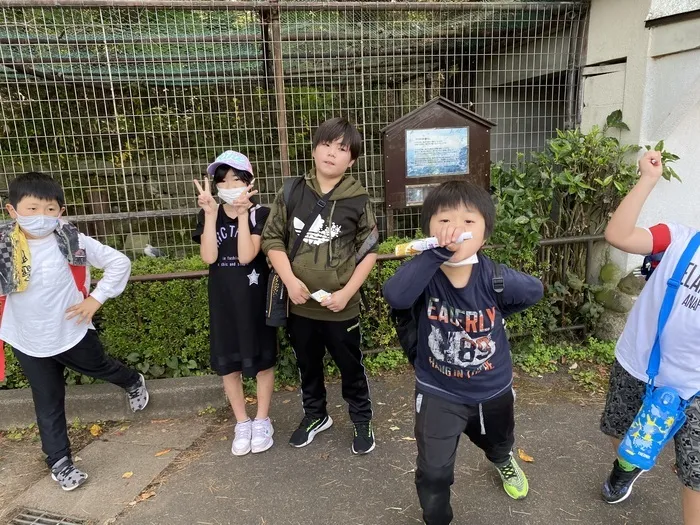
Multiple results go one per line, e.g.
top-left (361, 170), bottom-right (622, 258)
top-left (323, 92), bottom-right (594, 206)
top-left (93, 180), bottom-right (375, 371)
top-left (491, 111), bottom-right (679, 332)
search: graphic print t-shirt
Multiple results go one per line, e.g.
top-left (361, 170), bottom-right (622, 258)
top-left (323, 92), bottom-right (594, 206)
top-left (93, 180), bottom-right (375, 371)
top-left (192, 205), bottom-right (269, 269)
top-left (616, 223), bottom-right (700, 399)
top-left (383, 249), bottom-right (544, 405)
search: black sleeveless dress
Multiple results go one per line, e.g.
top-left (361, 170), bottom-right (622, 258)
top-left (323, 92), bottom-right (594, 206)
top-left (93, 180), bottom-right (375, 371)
top-left (193, 205), bottom-right (277, 377)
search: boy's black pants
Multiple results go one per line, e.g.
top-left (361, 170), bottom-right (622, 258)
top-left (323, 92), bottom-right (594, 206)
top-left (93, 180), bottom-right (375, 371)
top-left (287, 314), bottom-right (372, 423)
top-left (415, 388), bottom-right (515, 525)
top-left (12, 330), bottom-right (139, 468)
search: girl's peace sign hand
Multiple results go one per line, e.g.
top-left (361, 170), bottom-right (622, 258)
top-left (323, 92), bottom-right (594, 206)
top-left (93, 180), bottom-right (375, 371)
top-left (231, 180), bottom-right (259, 218)
top-left (193, 177), bottom-right (218, 216)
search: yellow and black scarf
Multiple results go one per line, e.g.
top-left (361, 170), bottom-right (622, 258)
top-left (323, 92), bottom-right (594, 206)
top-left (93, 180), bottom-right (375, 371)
top-left (0, 221), bottom-right (86, 295)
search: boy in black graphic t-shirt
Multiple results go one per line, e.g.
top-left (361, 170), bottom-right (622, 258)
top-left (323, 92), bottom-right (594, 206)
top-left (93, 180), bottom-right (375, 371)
top-left (383, 181), bottom-right (543, 525)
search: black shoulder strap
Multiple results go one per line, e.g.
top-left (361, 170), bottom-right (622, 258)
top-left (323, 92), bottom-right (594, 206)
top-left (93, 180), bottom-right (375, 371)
top-left (282, 176), bottom-right (304, 220)
top-left (288, 180), bottom-right (340, 263)
top-left (487, 256), bottom-right (506, 312)
top-left (279, 175), bottom-right (304, 258)
top-left (492, 260), bottom-right (504, 294)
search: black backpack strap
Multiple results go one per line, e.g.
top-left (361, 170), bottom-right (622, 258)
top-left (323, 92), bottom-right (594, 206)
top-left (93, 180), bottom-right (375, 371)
top-left (389, 293), bottom-right (425, 367)
top-left (283, 176), bottom-right (305, 222)
top-left (279, 176), bottom-right (305, 259)
top-left (487, 255), bottom-right (506, 312)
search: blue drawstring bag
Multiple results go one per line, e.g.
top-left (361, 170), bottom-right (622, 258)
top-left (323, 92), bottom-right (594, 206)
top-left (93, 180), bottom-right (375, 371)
top-left (618, 232), bottom-right (700, 471)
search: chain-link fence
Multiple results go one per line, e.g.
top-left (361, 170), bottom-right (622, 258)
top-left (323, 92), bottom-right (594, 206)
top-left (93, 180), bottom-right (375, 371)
top-left (0, 1), bottom-right (587, 257)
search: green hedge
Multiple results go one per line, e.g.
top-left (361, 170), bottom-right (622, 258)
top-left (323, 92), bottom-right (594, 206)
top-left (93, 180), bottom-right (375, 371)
top-left (1, 242), bottom-right (414, 389)
top-left (0, 235), bottom-right (549, 390)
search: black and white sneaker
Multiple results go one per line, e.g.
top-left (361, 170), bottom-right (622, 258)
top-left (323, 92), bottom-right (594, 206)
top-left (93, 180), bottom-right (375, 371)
top-left (51, 457), bottom-right (88, 492)
top-left (352, 421), bottom-right (375, 455)
top-left (289, 415), bottom-right (333, 448)
top-left (602, 459), bottom-right (644, 504)
top-left (126, 373), bottom-right (149, 412)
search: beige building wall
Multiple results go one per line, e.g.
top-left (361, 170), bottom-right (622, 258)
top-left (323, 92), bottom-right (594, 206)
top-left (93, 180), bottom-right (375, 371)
top-left (582, 0), bottom-right (700, 273)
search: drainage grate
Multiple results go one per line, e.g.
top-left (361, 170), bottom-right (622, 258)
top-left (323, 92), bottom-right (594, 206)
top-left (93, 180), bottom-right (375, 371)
top-left (8, 508), bottom-right (89, 525)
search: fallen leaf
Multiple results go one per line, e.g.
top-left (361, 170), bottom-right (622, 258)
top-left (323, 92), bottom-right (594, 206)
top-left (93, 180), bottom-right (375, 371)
top-left (151, 419), bottom-right (171, 424)
top-left (122, 472), bottom-right (133, 479)
top-left (89, 424), bottom-right (103, 437)
top-left (245, 396), bottom-right (257, 405)
top-left (377, 402), bottom-right (386, 406)
top-left (74, 455), bottom-right (82, 462)
top-left (282, 399), bottom-right (291, 404)
top-left (284, 385), bottom-right (295, 392)
top-left (518, 448), bottom-right (535, 463)
top-left (401, 437), bottom-right (416, 441)
top-left (389, 426), bottom-right (400, 431)
top-left (129, 490), bottom-right (156, 505)
top-left (155, 448), bottom-right (171, 457)
top-left (569, 362), bottom-right (579, 370)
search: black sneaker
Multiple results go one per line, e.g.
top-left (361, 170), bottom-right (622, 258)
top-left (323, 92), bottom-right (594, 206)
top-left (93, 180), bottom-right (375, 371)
top-left (602, 459), bottom-right (644, 504)
top-left (351, 421), bottom-right (375, 455)
top-left (289, 415), bottom-right (333, 448)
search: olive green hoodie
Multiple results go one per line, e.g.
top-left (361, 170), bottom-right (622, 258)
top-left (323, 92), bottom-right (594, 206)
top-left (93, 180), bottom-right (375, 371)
top-left (262, 169), bottom-right (379, 321)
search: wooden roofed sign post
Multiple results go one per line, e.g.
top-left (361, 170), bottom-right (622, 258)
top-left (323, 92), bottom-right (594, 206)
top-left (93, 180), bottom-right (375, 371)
top-left (381, 97), bottom-right (495, 233)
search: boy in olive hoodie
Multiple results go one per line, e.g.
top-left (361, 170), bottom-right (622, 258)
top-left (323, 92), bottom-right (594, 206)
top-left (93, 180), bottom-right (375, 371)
top-left (262, 118), bottom-right (379, 454)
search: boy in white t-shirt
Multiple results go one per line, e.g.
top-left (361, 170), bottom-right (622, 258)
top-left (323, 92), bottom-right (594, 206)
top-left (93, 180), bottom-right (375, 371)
top-left (600, 151), bottom-right (700, 525)
top-left (0, 172), bottom-right (149, 492)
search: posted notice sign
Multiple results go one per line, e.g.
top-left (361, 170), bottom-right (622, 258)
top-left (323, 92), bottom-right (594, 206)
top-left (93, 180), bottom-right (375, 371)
top-left (406, 127), bottom-right (469, 178)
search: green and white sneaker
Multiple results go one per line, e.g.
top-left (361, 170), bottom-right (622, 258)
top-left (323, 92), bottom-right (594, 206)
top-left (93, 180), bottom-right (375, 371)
top-left (496, 457), bottom-right (529, 500)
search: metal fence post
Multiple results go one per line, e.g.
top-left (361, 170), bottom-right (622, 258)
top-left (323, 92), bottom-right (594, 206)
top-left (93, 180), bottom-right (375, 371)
top-left (269, 0), bottom-right (291, 180)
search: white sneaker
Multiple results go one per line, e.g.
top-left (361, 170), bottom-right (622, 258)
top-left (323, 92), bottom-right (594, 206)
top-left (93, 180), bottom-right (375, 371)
top-left (251, 418), bottom-right (274, 453)
top-left (231, 420), bottom-right (252, 456)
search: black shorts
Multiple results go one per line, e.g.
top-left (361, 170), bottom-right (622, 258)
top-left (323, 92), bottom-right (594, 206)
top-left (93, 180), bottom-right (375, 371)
top-left (600, 359), bottom-right (700, 491)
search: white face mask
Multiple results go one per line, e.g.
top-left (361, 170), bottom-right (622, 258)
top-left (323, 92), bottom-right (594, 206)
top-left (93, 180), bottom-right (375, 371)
top-left (15, 213), bottom-right (60, 238)
top-left (217, 187), bottom-right (246, 205)
top-left (443, 253), bottom-right (479, 267)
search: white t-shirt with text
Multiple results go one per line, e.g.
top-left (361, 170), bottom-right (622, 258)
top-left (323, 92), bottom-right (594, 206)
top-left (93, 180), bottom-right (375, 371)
top-left (616, 222), bottom-right (700, 399)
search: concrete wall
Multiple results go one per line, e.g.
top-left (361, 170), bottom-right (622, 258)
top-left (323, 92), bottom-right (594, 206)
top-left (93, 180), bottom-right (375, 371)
top-left (637, 19), bottom-right (700, 243)
top-left (648, 0), bottom-right (700, 20)
top-left (581, 0), bottom-right (700, 272)
top-left (474, 81), bottom-right (566, 163)
top-left (473, 26), bottom-right (573, 163)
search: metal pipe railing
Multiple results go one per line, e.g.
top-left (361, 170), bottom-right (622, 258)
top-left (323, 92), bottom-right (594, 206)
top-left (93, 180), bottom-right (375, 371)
top-left (117, 234), bottom-right (605, 284)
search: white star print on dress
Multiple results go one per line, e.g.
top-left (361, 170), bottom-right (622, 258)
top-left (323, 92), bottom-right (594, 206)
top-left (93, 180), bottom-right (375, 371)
top-left (247, 269), bottom-right (260, 286)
